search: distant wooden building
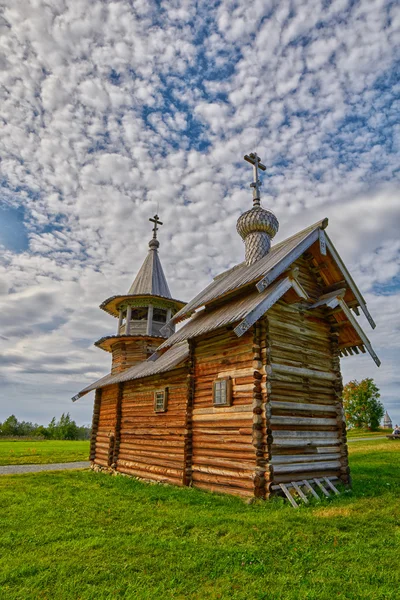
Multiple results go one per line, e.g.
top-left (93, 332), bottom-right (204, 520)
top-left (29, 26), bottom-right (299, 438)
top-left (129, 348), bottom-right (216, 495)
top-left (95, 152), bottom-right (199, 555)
top-left (74, 153), bottom-right (380, 499)
top-left (383, 411), bottom-right (392, 429)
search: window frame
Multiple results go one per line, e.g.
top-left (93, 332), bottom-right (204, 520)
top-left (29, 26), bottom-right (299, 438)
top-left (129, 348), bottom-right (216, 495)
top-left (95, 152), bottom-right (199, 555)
top-left (212, 377), bottom-right (232, 407)
top-left (154, 388), bottom-right (168, 413)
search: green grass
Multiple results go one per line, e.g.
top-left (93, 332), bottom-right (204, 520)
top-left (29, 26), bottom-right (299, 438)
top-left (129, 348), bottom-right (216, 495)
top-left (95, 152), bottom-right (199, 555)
top-left (346, 428), bottom-right (387, 439)
top-left (0, 440), bottom-right (89, 466)
top-left (0, 439), bottom-right (399, 600)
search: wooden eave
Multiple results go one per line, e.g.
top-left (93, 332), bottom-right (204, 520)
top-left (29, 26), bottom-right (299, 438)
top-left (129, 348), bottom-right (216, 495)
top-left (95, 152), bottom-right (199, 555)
top-left (100, 294), bottom-right (186, 317)
top-left (310, 291), bottom-right (380, 366)
top-left (94, 334), bottom-right (166, 353)
top-left (72, 341), bottom-right (190, 401)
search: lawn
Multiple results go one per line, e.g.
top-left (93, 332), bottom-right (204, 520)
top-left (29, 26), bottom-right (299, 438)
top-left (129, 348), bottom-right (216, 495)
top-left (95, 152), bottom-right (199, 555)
top-left (346, 428), bottom-right (388, 439)
top-left (0, 439), bottom-right (89, 466)
top-left (0, 439), bottom-right (398, 600)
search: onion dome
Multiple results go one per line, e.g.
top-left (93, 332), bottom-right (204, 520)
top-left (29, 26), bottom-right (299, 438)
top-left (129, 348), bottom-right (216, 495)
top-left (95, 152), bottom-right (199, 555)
top-left (237, 152), bottom-right (279, 265)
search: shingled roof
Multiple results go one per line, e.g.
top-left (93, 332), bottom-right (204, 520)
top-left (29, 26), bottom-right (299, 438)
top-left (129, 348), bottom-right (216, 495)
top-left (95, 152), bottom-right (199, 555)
top-left (128, 243), bottom-right (172, 298)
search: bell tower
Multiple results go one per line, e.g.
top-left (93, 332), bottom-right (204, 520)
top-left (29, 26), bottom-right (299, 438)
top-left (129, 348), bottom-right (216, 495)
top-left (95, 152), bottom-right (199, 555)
top-left (95, 215), bottom-right (185, 373)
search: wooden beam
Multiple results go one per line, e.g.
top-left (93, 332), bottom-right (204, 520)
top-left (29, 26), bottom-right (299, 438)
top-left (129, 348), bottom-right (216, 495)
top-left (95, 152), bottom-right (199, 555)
top-left (292, 481), bottom-right (309, 504)
top-left (324, 477), bottom-right (340, 495)
top-left (279, 483), bottom-right (299, 508)
top-left (257, 229), bottom-right (320, 292)
top-left (338, 299), bottom-right (380, 367)
top-left (314, 478), bottom-right (330, 497)
top-left (319, 229), bottom-right (327, 255)
top-left (325, 232), bottom-right (376, 329)
top-left (302, 479), bottom-right (320, 500)
top-left (234, 277), bottom-right (292, 337)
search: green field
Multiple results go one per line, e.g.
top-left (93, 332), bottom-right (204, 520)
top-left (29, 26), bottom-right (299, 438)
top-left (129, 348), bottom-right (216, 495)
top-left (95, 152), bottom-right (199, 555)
top-left (0, 439), bottom-right (399, 599)
top-left (346, 428), bottom-right (388, 439)
top-left (0, 440), bottom-right (89, 466)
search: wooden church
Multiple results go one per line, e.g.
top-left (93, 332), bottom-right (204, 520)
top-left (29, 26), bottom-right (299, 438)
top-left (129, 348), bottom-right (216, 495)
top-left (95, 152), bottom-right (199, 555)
top-left (74, 153), bottom-right (380, 500)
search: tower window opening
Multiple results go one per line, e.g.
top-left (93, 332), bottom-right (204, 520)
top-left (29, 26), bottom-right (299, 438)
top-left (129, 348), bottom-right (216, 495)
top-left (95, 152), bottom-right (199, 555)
top-left (131, 307), bottom-right (148, 321)
top-left (153, 308), bottom-right (167, 323)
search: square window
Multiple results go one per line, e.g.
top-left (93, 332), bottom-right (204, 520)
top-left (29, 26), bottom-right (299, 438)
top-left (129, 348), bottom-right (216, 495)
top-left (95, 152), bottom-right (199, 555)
top-left (213, 378), bottom-right (232, 406)
top-left (154, 388), bottom-right (168, 412)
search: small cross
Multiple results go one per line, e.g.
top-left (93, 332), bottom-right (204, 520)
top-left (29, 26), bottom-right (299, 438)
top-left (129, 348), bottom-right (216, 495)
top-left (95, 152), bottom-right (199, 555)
top-left (244, 152), bottom-right (266, 206)
top-left (149, 214), bottom-right (163, 239)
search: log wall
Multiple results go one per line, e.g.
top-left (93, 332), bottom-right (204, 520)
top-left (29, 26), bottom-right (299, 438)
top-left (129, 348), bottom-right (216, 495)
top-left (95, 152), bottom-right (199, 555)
top-left (264, 257), bottom-right (350, 491)
top-left (191, 327), bottom-right (256, 498)
top-left (115, 368), bottom-right (189, 486)
top-left (93, 384), bottom-right (119, 467)
top-left (111, 338), bottom-right (162, 373)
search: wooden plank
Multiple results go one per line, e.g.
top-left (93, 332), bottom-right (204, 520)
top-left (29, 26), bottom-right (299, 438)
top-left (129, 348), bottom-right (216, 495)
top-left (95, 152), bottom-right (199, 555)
top-left (325, 232), bottom-right (375, 329)
top-left (234, 278), bottom-right (292, 337)
top-left (292, 481), bottom-right (309, 504)
top-left (319, 229), bottom-right (327, 255)
top-left (324, 477), bottom-right (340, 495)
top-left (279, 483), bottom-right (299, 508)
top-left (338, 299), bottom-right (380, 366)
top-left (314, 478), bottom-right (330, 497)
top-left (302, 479), bottom-right (320, 500)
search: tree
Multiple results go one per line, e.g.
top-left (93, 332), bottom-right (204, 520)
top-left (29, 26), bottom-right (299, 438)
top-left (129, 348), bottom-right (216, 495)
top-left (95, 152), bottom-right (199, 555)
top-left (343, 378), bottom-right (384, 430)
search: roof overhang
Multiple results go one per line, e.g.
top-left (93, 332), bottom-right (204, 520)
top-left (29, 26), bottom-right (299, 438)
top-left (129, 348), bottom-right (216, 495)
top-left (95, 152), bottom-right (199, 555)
top-left (100, 294), bottom-right (186, 317)
top-left (94, 334), bottom-right (166, 352)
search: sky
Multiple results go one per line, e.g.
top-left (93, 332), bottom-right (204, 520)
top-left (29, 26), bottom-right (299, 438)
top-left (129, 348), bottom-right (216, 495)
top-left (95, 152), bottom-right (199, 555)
top-left (0, 0), bottom-right (399, 427)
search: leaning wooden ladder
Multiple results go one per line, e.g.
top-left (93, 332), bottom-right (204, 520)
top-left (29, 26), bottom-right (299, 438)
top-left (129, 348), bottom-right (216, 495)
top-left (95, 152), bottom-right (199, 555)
top-left (272, 477), bottom-right (341, 508)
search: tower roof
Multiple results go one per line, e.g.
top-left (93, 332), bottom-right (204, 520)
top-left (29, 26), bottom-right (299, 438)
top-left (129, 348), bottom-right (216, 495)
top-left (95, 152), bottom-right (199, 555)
top-left (128, 245), bottom-right (172, 298)
top-left (127, 214), bottom-right (171, 298)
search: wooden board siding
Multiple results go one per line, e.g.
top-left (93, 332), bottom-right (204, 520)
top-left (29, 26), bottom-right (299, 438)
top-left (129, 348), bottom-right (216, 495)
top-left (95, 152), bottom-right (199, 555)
top-left (93, 384), bottom-right (119, 467)
top-left (115, 367), bottom-right (189, 486)
top-left (264, 257), bottom-right (350, 490)
top-left (192, 327), bottom-right (256, 498)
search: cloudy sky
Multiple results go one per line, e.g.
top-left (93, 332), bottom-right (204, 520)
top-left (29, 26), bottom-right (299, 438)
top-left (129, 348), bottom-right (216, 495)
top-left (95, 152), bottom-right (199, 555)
top-left (0, 0), bottom-right (399, 427)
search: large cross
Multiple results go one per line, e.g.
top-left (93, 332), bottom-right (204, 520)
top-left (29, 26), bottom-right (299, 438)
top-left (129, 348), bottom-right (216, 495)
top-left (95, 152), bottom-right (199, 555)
top-left (244, 152), bottom-right (266, 206)
top-left (149, 214), bottom-right (163, 239)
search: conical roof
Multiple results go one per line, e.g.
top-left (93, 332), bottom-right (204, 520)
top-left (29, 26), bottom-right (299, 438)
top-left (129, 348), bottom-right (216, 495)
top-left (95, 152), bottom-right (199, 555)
top-left (128, 216), bottom-right (172, 298)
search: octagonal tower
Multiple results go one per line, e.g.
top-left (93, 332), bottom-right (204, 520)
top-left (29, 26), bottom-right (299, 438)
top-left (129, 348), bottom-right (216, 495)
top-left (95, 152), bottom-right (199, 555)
top-left (95, 215), bottom-right (185, 374)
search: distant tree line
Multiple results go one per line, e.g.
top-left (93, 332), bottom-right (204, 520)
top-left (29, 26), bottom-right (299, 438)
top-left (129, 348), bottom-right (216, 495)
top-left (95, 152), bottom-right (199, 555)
top-left (0, 413), bottom-right (91, 440)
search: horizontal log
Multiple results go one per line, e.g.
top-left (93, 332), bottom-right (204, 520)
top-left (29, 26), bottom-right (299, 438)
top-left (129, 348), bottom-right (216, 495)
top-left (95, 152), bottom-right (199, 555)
top-left (268, 363), bottom-right (336, 381)
top-left (193, 413), bottom-right (253, 423)
top-left (192, 455), bottom-right (255, 471)
top-left (270, 416), bottom-right (338, 427)
top-left (117, 466), bottom-right (183, 486)
top-left (273, 460), bottom-right (341, 474)
top-left (270, 401), bottom-right (337, 414)
top-left (271, 430), bottom-right (339, 440)
top-left (270, 453), bottom-right (341, 465)
top-left (192, 471), bottom-right (254, 489)
top-left (193, 481), bottom-right (254, 498)
top-left (117, 459), bottom-right (182, 478)
top-left (192, 404), bottom-right (253, 416)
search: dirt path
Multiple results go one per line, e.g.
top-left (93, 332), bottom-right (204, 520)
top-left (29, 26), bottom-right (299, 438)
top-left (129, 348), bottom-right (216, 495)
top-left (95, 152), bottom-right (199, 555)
top-left (0, 461), bottom-right (90, 475)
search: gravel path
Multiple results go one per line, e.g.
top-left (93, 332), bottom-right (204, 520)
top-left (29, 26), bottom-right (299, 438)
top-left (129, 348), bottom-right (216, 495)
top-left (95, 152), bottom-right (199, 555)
top-left (0, 461), bottom-right (90, 475)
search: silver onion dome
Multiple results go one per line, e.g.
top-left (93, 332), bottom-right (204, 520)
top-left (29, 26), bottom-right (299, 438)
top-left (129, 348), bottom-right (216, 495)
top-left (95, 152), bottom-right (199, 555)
top-left (236, 206), bottom-right (279, 265)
